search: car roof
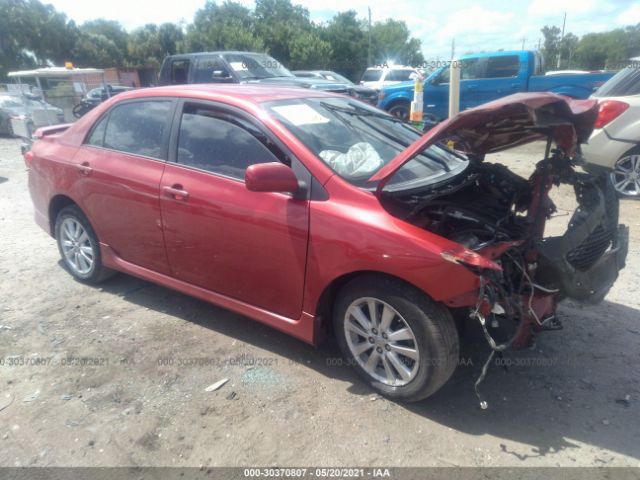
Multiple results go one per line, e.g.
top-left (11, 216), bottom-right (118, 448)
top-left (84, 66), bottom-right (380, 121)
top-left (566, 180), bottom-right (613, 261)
top-left (365, 65), bottom-right (416, 71)
top-left (113, 84), bottom-right (338, 104)
top-left (165, 51), bottom-right (271, 59)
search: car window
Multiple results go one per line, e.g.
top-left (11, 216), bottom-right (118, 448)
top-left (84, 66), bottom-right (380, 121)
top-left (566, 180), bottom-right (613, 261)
top-left (484, 55), bottom-right (520, 78)
top-left (171, 60), bottom-right (190, 84)
top-left (103, 101), bottom-right (172, 159)
top-left (85, 115), bottom-right (108, 147)
top-left (594, 67), bottom-right (640, 97)
top-left (194, 57), bottom-right (233, 83)
top-left (436, 58), bottom-right (481, 83)
top-left (176, 105), bottom-right (278, 179)
top-left (386, 69), bottom-right (415, 82)
top-left (361, 69), bottom-right (382, 82)
top-left (461, 58), bottom-right (482, 80)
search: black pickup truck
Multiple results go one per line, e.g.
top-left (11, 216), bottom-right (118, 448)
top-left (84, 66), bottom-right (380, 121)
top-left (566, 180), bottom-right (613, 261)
top-left (158, 51), bottom-right (378, 104)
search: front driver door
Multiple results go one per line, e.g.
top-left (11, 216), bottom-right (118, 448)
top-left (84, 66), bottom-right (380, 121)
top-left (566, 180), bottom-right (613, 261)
top-left (159, 102), bottom-right (310, 319)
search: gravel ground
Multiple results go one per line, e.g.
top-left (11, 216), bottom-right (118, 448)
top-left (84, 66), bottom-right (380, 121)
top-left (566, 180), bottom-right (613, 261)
top-left (0, 136), bottom-right (639, 468)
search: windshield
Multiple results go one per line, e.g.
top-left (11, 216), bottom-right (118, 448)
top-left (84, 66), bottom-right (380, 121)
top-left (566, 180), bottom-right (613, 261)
top-left (264, 97), bottom-right (468, 191)
top-left (222, 53), bottom-right (295, 80)
top-left (361, 69), bottom-right (383, 82)
top-left (594, 67), bottom-right (640, 97)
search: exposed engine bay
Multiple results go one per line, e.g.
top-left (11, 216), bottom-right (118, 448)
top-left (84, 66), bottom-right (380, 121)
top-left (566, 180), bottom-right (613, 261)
top-left (381, 140), bottom-right (629, 407)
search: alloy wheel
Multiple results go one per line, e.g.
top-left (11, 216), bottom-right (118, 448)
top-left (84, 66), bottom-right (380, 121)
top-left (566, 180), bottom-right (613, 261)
top-left (343, 297), bottom-right (420, 386)
top-left (611, 154), bottom-right (640, 196)
top-left (60, 217), bottom-right (95, 275)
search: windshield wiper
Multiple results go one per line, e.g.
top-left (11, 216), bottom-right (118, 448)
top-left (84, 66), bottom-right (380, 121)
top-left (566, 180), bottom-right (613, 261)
top-left (319, 101), bottom-right (406, 123)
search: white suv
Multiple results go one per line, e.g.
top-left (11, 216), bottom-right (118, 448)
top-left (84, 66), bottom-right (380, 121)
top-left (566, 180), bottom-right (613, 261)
top-left (582, 67), bottom-right (640, 196)
top-left (359, 65), bottom-right (421, 89)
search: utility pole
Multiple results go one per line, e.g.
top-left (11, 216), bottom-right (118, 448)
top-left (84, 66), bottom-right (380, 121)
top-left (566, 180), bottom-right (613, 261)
top-left (451, 38), bottom-right (455, 60)
top-left (557, 12), bottom-right (566, 69)
top-left (367, 7), bottom-right (372, 67)
top-left (522, 37), bottom-right (525, 50)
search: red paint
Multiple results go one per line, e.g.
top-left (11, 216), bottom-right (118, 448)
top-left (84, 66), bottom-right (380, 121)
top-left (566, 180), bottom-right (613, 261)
top-left (28, 85), bottom-right (575, 346)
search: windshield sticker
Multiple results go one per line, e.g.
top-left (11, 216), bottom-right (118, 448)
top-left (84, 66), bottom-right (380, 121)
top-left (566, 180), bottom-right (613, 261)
top-left (229, 62), bottom-right (248, 71)
top-left (273, 104), bottom-right (330, 125)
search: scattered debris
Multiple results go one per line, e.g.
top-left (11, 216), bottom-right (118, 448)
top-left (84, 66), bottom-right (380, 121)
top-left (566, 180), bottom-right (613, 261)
top-left (205, 378), bottom-right (229, 392)
top-left (60, 394), bottom-right (73, 401)
top-left (65, 420), bottom-right (79, 427)
top-left (615, 395), bottom-right (631, 407)
top-left (23, 391), bottom-right (40, 403)
top-left (602, 419), bottom-right (610, 426)
top-left (226, 391), bottom-right (237, 400)
top-left (0, 325), bottom-right (12, 330)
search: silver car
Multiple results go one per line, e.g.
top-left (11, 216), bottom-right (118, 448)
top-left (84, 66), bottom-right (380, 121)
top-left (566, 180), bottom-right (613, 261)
top-left (0, 94), bottom-right (65, 137)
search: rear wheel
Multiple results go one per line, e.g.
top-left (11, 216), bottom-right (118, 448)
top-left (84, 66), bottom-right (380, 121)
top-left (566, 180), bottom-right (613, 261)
top-left (55, 205), bottom-right (115, 283)
top-left (333, 276), bottom-right (459, 402)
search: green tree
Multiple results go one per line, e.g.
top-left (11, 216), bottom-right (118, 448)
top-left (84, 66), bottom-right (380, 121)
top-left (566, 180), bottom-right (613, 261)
top-left (72, 19), bottom-right (128, 67)
top-left (185, 1), bottom-right (263, 52)
top-left (371, 19), bottom-right (424, 67)
top-left (254, 0), bottom-right (313, 63)
top-left (540, 25), bottom-right (561, 70)
top-left (289, 30), bottom-right (332, 70)
top-left (322, 11), bottom-right (367, 81)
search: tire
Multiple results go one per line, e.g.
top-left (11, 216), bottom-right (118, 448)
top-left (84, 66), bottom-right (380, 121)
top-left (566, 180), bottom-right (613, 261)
top-left (610, 146), bottom-right (640, 197)
top-left (387, 102), bottom-right (410, 121)
top-left (333, 275), bottom-right (459, 402)
top-left (54, 205), bottom-right (116, 283)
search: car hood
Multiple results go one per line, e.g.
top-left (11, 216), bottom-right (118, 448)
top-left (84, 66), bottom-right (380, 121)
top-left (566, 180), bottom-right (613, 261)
top-left (369, 92), bottom-right (598, 190)
top-left (248, 77), bottom-right (350, 91)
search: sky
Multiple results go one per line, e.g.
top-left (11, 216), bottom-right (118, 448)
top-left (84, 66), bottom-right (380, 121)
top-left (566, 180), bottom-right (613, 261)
top-left (46, 0), bottom-right (640, 61)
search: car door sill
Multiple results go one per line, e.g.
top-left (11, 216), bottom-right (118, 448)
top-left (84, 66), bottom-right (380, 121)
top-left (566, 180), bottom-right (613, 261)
top-left (99, 243), bottom-right (316, 344)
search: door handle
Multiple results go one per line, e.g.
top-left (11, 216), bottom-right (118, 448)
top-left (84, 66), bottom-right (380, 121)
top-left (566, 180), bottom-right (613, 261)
top-left (77, 162), bottom-right (92, 175)
top-left (162, 184), bottom-right (189, 201)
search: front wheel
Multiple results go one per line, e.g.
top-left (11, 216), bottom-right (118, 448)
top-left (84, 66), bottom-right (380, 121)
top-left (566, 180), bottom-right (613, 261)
top-left (387, 102), bottom-right (410, 121)
top-left (333, 276), bottom-right (459, 402)
top-left (55, 205), bottom-right (116, 283)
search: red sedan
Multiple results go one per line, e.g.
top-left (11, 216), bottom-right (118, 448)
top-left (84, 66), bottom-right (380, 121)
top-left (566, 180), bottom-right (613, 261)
top-left (25, 86), bottom-right (628, 402)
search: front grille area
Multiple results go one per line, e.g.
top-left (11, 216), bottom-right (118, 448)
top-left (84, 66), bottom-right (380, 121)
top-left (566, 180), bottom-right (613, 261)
top-left (566, 224), bottom-right (614, 271)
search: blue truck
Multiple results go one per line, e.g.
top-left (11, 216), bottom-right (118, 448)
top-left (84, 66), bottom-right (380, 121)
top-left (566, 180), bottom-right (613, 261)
top-left (377, 50), bottom-right (615, 120)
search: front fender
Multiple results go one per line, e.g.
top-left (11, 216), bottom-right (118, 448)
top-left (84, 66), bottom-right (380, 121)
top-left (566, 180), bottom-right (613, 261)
top-left (378, 89), bottom-right (414, 110)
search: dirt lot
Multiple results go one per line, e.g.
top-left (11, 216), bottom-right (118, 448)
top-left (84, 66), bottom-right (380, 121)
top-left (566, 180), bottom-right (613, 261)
top-left (0, 136), bottom-right (639, 468)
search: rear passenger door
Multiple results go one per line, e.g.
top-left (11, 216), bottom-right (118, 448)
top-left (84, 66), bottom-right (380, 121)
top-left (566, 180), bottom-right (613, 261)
top-left (159, 101), bottom-right (310, 319)
top-left (75, 99), bottom-right (175, 274)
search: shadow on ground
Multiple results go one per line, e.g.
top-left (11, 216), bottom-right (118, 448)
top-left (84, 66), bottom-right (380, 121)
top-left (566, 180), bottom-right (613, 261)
top-left (92, 269), bottom-right (640, 463)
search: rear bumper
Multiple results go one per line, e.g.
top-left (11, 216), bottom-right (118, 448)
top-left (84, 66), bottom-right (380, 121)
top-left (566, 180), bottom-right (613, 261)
top-left (582, 128), bottom-right (638, 168)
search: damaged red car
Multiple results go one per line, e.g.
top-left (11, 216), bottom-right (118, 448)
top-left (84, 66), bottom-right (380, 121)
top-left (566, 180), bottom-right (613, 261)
top-left (25, 86), bottom-right (628, 402)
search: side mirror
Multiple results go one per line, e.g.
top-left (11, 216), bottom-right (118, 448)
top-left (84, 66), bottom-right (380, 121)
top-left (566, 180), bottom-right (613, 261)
top-left (245, 162), bottom-right (299, 193)
top-left (212, 69), bottom-right (231, 79)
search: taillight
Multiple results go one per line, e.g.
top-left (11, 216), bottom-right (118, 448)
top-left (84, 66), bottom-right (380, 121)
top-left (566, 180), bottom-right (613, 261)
top-left (594, 100), bottom-right (629, 129)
